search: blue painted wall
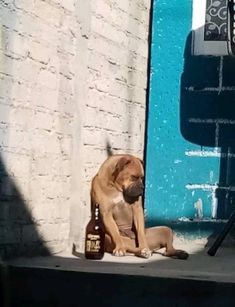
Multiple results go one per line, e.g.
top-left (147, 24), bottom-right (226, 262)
top-left (145, 0), bottom-right (235, 230)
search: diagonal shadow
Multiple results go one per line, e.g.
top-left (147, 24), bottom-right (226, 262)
top-left (0, 154), bottom-right (50, 307)
top-left (0, 154), bottom-right (50, 259)
top-left (0, 1), bottom-right (50, 260)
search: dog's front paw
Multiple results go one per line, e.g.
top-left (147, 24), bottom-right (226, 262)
top-left (139, 248), bottom-right (152, 259)
top-left (113, 246), bottom-right (126, 257)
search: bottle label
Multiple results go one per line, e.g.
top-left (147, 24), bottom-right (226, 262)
top-left (86, 234), bottom-right (101, 253)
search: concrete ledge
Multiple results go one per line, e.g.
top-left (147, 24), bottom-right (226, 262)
top-left (6, 266), bottom-right (235, 307)
top-left (3, 240), bottom-right (235, 306)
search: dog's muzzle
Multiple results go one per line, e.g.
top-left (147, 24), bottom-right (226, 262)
top-left (123, 182), bottom-right (144, 198)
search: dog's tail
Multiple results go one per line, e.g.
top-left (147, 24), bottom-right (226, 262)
top-left (106, 140), bottom-right (113, 157)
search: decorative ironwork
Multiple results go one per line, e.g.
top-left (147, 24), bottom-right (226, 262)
top-left (204, 0), bottom-right (228, 41)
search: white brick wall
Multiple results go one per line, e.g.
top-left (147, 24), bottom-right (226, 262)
top-left (0, 0), bottom-right (151, 257)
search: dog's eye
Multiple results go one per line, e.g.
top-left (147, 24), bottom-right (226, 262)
top-left (131, 175), bottom-right (139, 181)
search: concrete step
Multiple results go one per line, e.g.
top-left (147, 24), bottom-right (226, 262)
top-left (6, 265), bottom-right (235, 307)
top-left (3, 240), bottom-right (235, 307)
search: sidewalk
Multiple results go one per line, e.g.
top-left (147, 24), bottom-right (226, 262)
top-left (7, 238), bottom-right (235, 284)
top-left (4, 238), bottom-right (235, 307)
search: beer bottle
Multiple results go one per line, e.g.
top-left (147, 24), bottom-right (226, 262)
top-left (84, 203), bottom-right (105, 260)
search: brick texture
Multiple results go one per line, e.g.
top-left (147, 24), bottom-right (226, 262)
top-left (0, 0), bottom-right (151, 257)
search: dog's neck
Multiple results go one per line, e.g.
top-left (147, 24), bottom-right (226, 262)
top-left (112, 193), bottom-right (125, 205)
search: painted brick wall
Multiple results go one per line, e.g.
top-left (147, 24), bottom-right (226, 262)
top-left (145, 0), bottom-right (235, 238)
top-left (180, 2), bottom-right (235, 221)
top-left (0, 0), bottom-right (78, 257)
top-left (0, 0), bottom-right (151, 257)
top-left (70, 0), bottom-right (151, 252)
top-left (181, 54), bottom-right (235, 220)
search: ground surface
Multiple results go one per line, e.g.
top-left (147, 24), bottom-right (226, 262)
top-left (7, 237), bottom-right (235, 284)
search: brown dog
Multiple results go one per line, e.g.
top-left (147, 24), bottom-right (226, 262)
top-left (91, 154), bottom-right (188, 259)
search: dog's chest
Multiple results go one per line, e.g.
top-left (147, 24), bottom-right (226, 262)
top-left (112, 194), bottom-right (125, 205)
top-left (112, 195), bottom-right (133, 226)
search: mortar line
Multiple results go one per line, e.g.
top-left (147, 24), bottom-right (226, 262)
top-left (218, 56), bottom-right (223, 94)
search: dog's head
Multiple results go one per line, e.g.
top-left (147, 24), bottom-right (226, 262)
top-left (112, 155), bottom-right (144, 202)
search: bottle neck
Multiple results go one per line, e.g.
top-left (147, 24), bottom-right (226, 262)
top-left (92, 203), bottom-right (100, 220)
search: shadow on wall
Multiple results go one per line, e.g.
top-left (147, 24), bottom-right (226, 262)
top-left (0, 1), bottom-right (51, 260)
top-left (0, 154), bottom-right (50, 259)
top-left (180, 30), bottom-right (235, 220)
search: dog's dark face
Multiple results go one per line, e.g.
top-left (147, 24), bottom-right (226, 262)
top-left (112, 156), bottom-right (144, 202)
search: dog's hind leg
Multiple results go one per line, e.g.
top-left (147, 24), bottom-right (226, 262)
top-left (145, 226), bottom-right (189, 260)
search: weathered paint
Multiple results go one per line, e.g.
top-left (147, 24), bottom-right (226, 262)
top-left (144, 0), bottom-right (229, 227)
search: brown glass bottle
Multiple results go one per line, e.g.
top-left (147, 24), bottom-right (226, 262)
top-left (84, 204), bottom-right (105, 260)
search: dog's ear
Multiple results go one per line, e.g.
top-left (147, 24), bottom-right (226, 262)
top-left (112, 157), bottom-right (131, 181)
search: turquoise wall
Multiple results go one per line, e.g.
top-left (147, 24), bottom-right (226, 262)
top-left (145, 0), bottom-right (235, 231)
